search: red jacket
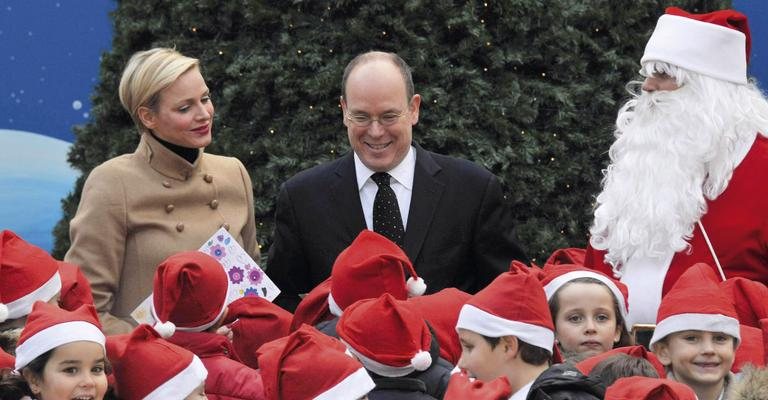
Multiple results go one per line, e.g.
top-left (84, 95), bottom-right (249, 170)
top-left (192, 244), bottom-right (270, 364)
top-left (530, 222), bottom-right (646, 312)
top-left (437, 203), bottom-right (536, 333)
top-left (586, 135), bottom-right (768, 295)
top-left (168, 331), bottom-right (265, 400)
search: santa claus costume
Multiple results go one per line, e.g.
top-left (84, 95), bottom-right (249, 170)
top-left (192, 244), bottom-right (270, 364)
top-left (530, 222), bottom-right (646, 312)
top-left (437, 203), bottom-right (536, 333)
top-left (586, 7), bottom-right (768, 326)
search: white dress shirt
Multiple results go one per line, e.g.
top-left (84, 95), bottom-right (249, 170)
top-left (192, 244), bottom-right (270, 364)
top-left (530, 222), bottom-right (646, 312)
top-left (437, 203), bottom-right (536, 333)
top-left (354, 146), bottom-right (416, 231)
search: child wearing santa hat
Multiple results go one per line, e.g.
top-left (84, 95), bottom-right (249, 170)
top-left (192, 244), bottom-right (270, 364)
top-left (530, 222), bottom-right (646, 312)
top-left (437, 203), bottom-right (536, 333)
top-left (605, 376), bottom-right (698, 400)
top-left (0, 301), bottom-right (108, 400)
top-left (0, 230), bottom-right (95, 354)
top-left (540, 262), bottom-right (632, 361)
top-left (650, 263), bottom-right (740, 400)
top-left (336, 293), bottom-right (450, 399)
top-left (256, 324), bottom-right (375, 400)
top-left (291, 230), bottom-right (426, 335)
top-left (576, 345), bottom-right (666, 385)
top-left (109, 324), bottom-right (208, 400)
top-left (454, 267), bottom-right (555, 399)
top-left (217, 296), bottom-right (293, 370)
top-left (149, 250), bottom-right (265, 399)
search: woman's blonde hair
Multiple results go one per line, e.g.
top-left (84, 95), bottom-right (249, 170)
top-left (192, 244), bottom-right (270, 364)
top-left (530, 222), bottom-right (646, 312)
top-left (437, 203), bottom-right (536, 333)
top-left (118, 47), bottom-right (199, 133)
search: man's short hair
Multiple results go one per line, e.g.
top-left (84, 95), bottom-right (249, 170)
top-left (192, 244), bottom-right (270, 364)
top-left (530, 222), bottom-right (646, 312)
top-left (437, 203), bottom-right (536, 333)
top-left (341, 51), bottom-right (414, 101)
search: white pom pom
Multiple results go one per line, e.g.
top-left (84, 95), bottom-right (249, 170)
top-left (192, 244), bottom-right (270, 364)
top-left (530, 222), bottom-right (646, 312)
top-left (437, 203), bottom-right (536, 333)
top-left (411, 350), bottom-right (432, 371)
top-left (0, 303), bottom-right (8, 323)
top-left (153, 321), bottom-right (176, 338)
top-left (406, 276), bottom-right (426, 297)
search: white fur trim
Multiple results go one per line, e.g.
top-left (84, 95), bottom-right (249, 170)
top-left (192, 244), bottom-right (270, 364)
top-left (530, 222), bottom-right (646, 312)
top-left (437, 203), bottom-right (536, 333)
top-left (314, 367), bottom-right (375, 400)
top-left (649, 312), bottom-right (741, 348)
top-left (341, 339), bottom-right (418, 377)
top-left (5, 272), bottom-right (62, 320)
top-left (406, 276), bottom-right (427, 297)
top-left (456, 304), bottom-right (554, 354)
top-left (543, 271), bottom-right (630, 330)
top-left (641, 14), bottom-right (747, 84)
top-left (153, 321), bottom-right (176, 338)
top-left (15, 320), bottom-right (105, 371)
top-left (0, 303), bottom-right (8, 323)
top-left (144, 355), bottom-right (208, 400)
top-left (327, 292), bottom-right (343, 317)
top-left (411, 350), bottom-right (432, 371)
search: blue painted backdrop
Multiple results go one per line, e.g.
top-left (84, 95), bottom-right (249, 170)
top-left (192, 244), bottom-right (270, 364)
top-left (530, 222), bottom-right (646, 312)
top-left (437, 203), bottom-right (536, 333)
top-left (0, 1), bottom-right (766, 252)
top-left (0, 1), bottom-right (113, 251)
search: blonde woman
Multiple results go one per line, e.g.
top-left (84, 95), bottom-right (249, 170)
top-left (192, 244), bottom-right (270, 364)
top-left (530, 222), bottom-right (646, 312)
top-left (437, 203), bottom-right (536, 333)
top-left (66, 48), bottom-right (258, 334)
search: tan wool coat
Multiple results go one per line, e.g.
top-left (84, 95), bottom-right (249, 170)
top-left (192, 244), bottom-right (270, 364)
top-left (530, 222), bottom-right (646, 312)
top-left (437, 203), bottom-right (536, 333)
top-left (65, 133), bottom-right (258, 334)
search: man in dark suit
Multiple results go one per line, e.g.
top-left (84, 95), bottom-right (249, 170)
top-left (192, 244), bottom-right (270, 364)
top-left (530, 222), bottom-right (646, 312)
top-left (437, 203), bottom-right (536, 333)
top-left (267, 51), bottom-right (527, 311)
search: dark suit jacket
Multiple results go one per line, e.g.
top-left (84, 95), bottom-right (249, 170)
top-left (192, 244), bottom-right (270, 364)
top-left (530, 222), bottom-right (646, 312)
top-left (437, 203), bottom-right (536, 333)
top-left (267, 144), bottom-right (527, 311)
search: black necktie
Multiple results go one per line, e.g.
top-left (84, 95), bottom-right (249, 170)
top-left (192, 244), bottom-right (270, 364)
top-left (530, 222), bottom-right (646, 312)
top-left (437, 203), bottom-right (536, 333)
top-left (371, 172), bottom-right (405, 247)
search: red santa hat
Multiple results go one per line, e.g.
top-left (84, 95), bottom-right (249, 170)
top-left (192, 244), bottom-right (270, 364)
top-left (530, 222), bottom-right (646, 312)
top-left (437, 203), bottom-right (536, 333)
top-left (0, 348), bottom-right (14, 370)
top-left (641, 7), bottom-right (750, 84)
top-left (337, 293), bottom-right (433, 377)
top-left (456, 268), bottom-right (555, 353)
top-left (650, 263), bottom-right (741, 348)
top-left (150, 251), bottom-right (230, 336)
top-left (545, 247), bottom-right (587, 266)
top-left (111, 324), bottom-right (208, 400)
top-left (720, 277), bottom-right (768, 328)
top-left (0, 230), bottom-right (62, 322)
top-left (328, 230), bottom-right (425, 316)
top-left (444, 373), bottom-right (512, 400)
top-left (220, 296), bottom-right (293, 369)
top-left (257, 325), bottom-right (375, 400)
top-left (575, 345), bottom-right (666, 378)
top-left (540, 263), bottom-right (630, 330)
top-left (405, 287), bottom-right (472, 365)
top-left (733, 324), bottom-right (766, 372)
top-left (290, 278), bottom-right (334, 331)
top-left (57, 260), bottom-right (95, 311)
top-left (605, 376), bottom-right (697, 400)
top-left (14, 301), bottom-right (105, 371)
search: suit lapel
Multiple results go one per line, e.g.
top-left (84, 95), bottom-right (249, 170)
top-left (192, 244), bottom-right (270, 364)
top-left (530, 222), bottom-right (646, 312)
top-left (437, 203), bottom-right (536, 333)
top-left (404, 144), bottom-right (445, 262)
top-left (330, 153), bottom-right (367, 239)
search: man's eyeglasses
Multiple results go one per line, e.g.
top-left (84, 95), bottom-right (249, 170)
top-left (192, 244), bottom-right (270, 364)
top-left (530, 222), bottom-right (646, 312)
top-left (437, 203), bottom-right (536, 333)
top-left (345, 110), bottom-right (408, 127)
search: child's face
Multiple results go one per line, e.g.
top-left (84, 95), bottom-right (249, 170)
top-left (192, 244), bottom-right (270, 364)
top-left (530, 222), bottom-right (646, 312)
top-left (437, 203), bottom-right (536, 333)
top-left (25, 341), bottom-right (108, 400)
top-left (457, 328), bottom-right (507, 382)
top-left (184, 382), bottom-right (207, 399)
top-left (554, 282), bottom-right (621, 359)
top-left (655, 330), bottom-right (735, 388)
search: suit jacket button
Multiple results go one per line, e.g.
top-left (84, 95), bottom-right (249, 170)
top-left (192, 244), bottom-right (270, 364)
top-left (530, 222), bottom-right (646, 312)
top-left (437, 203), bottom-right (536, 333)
top-left (209, 199), bottom-right (219, 209)
top-left (176, 222), bottom-right (185, 232)
top-left (204, 174), bottom-right (213, 183)
top-left (165, 204), bottom-right (175, 213)
top-left (221, 223), bottom-right (230, 231)
top-left (162, 181), bottom-right (172, 188)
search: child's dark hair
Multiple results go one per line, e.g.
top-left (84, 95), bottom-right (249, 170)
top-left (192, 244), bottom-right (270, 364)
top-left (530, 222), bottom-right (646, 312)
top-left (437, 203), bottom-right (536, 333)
top-left (587, 353), bottom-right (659, 387)
top-left (0, 349), bottom-right (52, 400)
top-left (481, 335), bottom-right (551, 366)
top-left (548, 277), bottom-right (632, 348)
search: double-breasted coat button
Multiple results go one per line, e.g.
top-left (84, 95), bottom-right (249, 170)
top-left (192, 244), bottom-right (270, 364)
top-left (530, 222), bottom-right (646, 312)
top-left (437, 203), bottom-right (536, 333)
top-left (204, 174), bottom-right (213, 183)
top-left (176, 222), bottom-right (185, 232)
top-left (209, 199), bottom-right (219, 209)
top-left (165, 204), bottom-right (175, 213)
top-left (221, 223), bottom-right (230, 231)
top-left (162, 181), bottom-right (172, 188)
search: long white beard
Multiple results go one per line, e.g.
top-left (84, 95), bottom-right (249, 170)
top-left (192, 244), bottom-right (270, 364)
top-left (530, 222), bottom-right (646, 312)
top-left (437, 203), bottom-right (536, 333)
top-left (589, 86), bottom-right (733, 274)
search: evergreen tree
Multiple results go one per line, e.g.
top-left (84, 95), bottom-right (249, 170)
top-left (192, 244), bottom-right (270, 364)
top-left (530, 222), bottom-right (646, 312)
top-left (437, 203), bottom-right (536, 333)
top-left (53, 0), bottom-right (731, 264)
